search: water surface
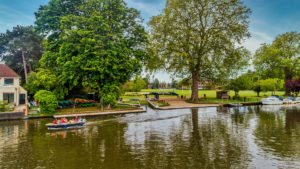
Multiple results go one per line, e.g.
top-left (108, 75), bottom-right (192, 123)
top-left (1, 105), bottom-right (300, 169)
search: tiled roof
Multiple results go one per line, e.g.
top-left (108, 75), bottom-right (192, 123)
top-left (0, 64), bottom-right (21, 77)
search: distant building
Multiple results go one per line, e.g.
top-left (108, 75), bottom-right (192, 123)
top-left (0, 64), bottom-right (27, 105)
top-left (198, 81), bottom-right (214, 90)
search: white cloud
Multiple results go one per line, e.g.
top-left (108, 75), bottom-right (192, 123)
top-left (242, 30), bottom-right (274, 54)
top-left (125, 0), bottom-right (164, 19)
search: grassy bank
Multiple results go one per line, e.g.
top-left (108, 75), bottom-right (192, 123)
top-left (120, 89), bottom-right (285, 104)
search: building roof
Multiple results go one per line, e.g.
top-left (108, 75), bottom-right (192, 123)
top-left (0, 64), bottom-right (21, 77)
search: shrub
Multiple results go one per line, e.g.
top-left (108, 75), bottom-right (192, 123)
top-left (34, 90), bottom-right (58, 114)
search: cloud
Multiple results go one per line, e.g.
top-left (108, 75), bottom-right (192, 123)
top-left (125, 0), bottom-right (165, 18)
top-left (0, 5), bottom-right (35, 32)
top-left (242, 30), bottom-right (273, 54)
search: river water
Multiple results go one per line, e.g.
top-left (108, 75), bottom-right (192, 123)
top-left (1, 105), bottom-right (300, 169)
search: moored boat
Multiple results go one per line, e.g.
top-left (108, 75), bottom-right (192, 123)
top-left (283, 97), bottom-right (296, 104)
top-left (262, 96), bottom-right (283, 105)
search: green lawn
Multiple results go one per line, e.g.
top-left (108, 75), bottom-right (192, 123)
top-left (120, 89), bottom-right (285, 104)
top-left (122, 89), bottom-right (284, 99)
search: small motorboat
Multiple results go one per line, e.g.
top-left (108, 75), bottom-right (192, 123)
top-left (46, 118), bottom-right (86, 130)
top-left (262, 96), bottom-right (283, 105)
top-left (283, 97), bottom-right (296, 104)
top-left (296, 97), bottom-right (300, 103)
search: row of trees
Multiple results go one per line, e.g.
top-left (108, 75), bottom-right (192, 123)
top-left (228, 31), bottom-right (300, 98)
top-left (1, 0), bottom-right (298, 107)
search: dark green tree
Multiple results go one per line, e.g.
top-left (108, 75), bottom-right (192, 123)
top-left (40, 0), bottom-right (148, 106)
top-left (0, 25), bottom-right (43, 83)
top-left (152, 78), bottom-right (160, 89)
top-left (35, 0), bottom-right (84, 41)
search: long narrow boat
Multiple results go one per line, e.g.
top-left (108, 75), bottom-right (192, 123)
top-left (46, 119), bottom-right (86, 130)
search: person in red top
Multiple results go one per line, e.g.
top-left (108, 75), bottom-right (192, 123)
top-left (61, 118), bottom-right (66, 123)
top-left (53, 120), bottom-right (57, 124)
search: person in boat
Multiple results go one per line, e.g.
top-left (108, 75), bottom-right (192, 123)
top-left (61, 118), bottom-right (67, 123)
top-left (75, 116), bottom-right (78, 121)
top-left (53, 120), bottom-right (57, 124)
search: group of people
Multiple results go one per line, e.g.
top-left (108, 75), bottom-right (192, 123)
top-left (53, 116), bottom-right (82, 124)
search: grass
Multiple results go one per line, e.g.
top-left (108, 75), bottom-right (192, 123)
top-left (120, 100), bottom-right (148, 105)
top-left (140, 89), bottom-right (285, 98)
top-left (120, 89), bottom-right (286, 104)
top-left (151, 100), bottom-right (169, 107)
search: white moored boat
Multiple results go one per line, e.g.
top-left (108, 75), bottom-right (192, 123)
top-left (296, 97), bottom-right (300, 103)
top-left (261, 96), bottom-right (283, 105)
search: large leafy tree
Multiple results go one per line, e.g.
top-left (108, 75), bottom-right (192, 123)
top-left (254, 32), bottom-right (300, 94)
top-left (35, 0), bottom-right (84, 41)
top-left (147, 0), bottom-right (251, 101)
top-left (40, 0), bottom-right (148, 105)
top-left (0, 25), bottom-right (43, 83)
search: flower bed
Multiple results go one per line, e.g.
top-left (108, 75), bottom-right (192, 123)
top-left (57, 99), bottom-right (96, 109)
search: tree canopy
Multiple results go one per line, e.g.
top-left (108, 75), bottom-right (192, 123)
top-left (39, 0), bottom-right (148, 105)
top-left (227, 74), bottom-right (253, 97)
top-left (147, 0), bottom-right (251, 101)
top-left (35, 0), bottom-right (84, 41)
top-left (0, 25), bottom-right (43, 83)
top-left (254, 32), bottom-right (300, 94)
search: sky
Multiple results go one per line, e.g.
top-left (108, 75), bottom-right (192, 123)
top-left (1, 0), bottom-right (300, 82)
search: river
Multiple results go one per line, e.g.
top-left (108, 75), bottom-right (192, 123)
top-left (1, 105), bottom-right (300, 169)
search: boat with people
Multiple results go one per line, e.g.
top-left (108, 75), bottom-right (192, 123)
top-left (261, 96), bottom-right (283, 105)
top-left (46, 117), bottom-right (86, 130)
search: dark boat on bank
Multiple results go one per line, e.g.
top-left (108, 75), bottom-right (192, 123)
top-left (46, 119), bottom-right (86, 130)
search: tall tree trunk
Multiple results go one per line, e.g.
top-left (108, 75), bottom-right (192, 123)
top-left (284, 68), bottom-right (293, 96)
top-left (191, 71), bottom-right (199, 101)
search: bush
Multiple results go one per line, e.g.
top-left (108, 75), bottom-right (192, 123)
top-left (34, 90), bottom-right (58, 114)
top-left (102, 93), bottom-right (117, 107)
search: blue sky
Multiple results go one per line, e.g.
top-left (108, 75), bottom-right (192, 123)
top-left (1, 0), bottom-right (300, 82)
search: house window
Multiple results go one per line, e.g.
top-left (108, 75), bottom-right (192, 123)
top-left (3, 93), bottom-right (14, 103)
top-left (4, 79), bottom-right (14, 85)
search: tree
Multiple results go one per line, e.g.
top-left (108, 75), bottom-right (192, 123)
top-left (0, 25), bottom-right (43, 83)
top-left (25, 69), bottom-right (66, 99)
top-left (147, 0), bottom-right (251, 101)
top-left (142, 74), bottom-right (151, 89)
top-left (34, 90), bottom-right (58, 114)
top-left (40, 0), bottom-right (148, 106)
top-left (35, 0), bottom-right (84, 41)
top-left (253, 81), bottom-right (261, 97)
top-left (285, 78), bottom-right (300, 96)
top-left (121, 76), bottom-right (146, 92)
top-left (259, 78), bottom-right (284, 95)
top-left (177, 77), bottom-right (191, 89)
top-left (254, 32), bottom-right (300, 95)
top-left (227, 74), bottom-right (252, 97)
top-left (152, 78), bottom-right (160, 89)
top-left (171, 79), bottom-right (178, 88)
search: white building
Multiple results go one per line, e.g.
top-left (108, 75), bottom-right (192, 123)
top-left (0, 64), bottom-right (27, 106)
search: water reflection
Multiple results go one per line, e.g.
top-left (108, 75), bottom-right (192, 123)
top-left (0, 105), bottom-right (300, 168)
